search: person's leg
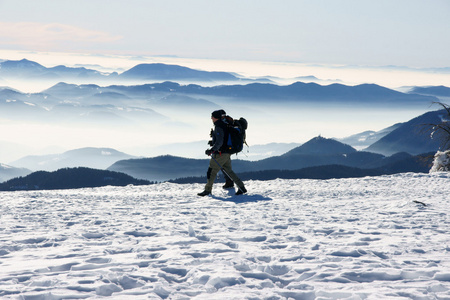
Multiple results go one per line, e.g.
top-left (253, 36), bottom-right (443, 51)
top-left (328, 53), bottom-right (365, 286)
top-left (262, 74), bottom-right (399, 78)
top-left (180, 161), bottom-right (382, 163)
top-left (220, 154), bottom-right (245, 191)
top-left (204, 155), bottom-right (222, 192)
top-left (222, 173), bottom-right (234, 189)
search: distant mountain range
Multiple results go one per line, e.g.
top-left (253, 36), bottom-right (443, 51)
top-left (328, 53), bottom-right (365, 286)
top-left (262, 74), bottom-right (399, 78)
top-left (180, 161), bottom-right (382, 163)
top-left (364, 109), bottom-right (446, 155)
top-left (0, 59), bottom-right (112, 80)
top-left (119, 63), bottom-right (240, 82)
top-left (0, 163), bottom-right (31, 183)
top-left (0, 59), bottom-right (244, 83)
top-left (2, 108), bottom-right (446, 184)
top-left (10, 147), bottom-right (137, 172)
top-left (0, 84), bottom-right (168, 124)
top-left (336, 123), bottom-right (402, 150)
top-left (39, 80), bottom-right (438, 104)
top-left (409, 86), bottom-right (450, 97)
top-left (196, 82), bottom-right (437, 103)
top-left (107, 136), bottom-right (435, 182)
top-left (1, 76), bottom-right (440, 133)
top-left (0, 59), bottom-right (440, 105)
top-left (42, 81), bottom-right (438, 106)
top-left (66, 81), bottom-right (435, 104)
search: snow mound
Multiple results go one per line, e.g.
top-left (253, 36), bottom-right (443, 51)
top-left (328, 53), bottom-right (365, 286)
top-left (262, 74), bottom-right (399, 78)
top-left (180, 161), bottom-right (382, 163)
top-left (430, 150), bottom-right (450, 172)
top-left (0, 173), bottom-right (449, 299)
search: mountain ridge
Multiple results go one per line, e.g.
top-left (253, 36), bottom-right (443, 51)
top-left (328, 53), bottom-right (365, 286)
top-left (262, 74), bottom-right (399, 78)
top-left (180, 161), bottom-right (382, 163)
top-left (0, 59), bottom-right (242, 83)
top-left (0, 59), bottom-right (442, 106)
top-left (284, 136), bottom-right (357, 155)
top-left (10, 147), bottom-right (137, 172)
top-left (119, 63), bottom-right (240, 82)
top-left (0, 59), bottom-right (107, 80)
top-left (0, 163), bottom-right (31, 183)
top-left (107, 136), bottom-right (432, 182)
top-left (41, 80), bottom-right (438, 105)
top-left (409, 85), bottom-right (450, 97)
top-left (364, 109), bottom-right (446, 155)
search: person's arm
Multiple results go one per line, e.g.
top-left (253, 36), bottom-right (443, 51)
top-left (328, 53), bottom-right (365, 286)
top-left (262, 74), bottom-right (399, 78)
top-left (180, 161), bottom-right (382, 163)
top-left (211, 126), bottom-right (224, 152)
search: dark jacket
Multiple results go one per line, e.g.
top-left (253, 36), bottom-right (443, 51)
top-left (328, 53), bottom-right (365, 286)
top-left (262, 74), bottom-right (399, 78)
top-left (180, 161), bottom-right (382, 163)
top-left (211, 119), bottom-right (230, 153)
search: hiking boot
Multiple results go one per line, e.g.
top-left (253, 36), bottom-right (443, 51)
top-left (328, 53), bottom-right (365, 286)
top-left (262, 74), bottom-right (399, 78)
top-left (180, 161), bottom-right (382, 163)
top-left (222, 180), bottom-right (234, 189)
top-left (197, 190), bottom-right (211, 197)
top-left (235, 187), bottom-right (247, 195)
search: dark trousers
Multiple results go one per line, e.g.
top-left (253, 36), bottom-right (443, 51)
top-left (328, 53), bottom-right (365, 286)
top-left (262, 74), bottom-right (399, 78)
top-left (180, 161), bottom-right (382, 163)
top-left (205, 153), bottom-right (244, 192)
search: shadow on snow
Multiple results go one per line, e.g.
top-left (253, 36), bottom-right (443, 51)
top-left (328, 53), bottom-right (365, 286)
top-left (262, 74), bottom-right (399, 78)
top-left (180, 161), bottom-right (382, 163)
top-left (210, 189), bottom-right (272, 203)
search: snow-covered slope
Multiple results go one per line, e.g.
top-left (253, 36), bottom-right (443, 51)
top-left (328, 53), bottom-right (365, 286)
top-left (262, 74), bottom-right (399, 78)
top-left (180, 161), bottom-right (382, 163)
top-left (0, 173), bottom-right (449, 299)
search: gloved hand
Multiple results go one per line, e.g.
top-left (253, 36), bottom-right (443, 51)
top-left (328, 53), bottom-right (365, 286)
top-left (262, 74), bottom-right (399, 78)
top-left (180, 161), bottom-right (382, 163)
top-left (205, 149), bottom-right (213, 156)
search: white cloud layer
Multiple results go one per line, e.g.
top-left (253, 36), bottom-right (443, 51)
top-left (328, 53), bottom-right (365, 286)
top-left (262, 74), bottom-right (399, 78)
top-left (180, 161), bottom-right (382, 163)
top-left (0, 22), bottom-right (122, 51)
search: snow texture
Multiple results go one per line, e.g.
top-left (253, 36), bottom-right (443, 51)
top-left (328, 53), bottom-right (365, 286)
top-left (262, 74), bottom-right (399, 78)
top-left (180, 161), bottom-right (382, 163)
top-left (0, 173), bottom-right (449, 299)
top-left (430, 150), bottom-right (450, 172)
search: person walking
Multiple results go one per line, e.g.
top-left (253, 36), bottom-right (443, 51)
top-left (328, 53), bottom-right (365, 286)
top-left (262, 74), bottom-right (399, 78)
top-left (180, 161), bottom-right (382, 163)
top-left (197, 110), bottom-right (247, 196)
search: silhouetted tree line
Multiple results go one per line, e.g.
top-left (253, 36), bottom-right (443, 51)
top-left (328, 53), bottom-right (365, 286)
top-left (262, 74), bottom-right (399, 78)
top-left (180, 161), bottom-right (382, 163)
top-left (171, 156), bottom-right (433, 184)
top-left (170, 165), bottom-right (381, 184)
top-left (1, 151), bottom-right (434, 191)
top-left (0, 167), bottom-right (152, 191)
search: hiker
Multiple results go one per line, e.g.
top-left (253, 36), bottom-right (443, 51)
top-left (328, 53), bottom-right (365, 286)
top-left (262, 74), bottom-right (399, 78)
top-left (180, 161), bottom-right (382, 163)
top-left (197, 110), bottom-right (247, 196)
top-left (208, 124), bottom-right (234, 189)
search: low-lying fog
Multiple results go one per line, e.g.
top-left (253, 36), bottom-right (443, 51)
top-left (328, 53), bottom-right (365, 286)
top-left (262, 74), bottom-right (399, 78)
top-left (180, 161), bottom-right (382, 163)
top-left (0, 99), bottom-right (437, 163)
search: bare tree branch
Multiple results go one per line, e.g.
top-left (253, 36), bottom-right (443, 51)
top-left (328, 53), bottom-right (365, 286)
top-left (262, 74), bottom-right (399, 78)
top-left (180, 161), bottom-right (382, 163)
top-left (421, 102), bottom-right (450, 150)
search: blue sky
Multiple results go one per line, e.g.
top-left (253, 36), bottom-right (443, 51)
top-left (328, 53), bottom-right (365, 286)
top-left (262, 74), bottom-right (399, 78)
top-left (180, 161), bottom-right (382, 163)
top-left (1, 0), bottom-right (449, 68)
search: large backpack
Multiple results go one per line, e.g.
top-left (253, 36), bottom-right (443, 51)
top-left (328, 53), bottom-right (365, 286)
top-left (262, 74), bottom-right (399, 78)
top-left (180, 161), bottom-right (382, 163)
top-left (224, 116), bottom-right (248, 154)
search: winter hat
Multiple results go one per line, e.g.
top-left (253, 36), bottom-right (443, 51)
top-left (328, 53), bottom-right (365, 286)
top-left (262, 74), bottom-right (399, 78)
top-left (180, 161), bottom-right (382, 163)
top-left (211, 109), bottom-right (226, 119)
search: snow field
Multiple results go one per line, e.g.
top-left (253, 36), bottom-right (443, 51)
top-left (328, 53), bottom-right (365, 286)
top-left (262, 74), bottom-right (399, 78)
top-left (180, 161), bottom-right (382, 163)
top-left (0, 172), bottom-right (449, 299)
